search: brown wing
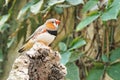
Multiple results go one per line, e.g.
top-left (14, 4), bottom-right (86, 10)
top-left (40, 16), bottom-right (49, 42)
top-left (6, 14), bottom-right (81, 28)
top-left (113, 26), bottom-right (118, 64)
top-left (26, 25), bottom-right (45, 42)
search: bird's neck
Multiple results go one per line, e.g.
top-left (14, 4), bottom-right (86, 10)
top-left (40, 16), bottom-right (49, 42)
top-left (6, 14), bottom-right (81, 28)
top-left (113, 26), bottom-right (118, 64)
top-left (46, 29), bottom-right (57, 36)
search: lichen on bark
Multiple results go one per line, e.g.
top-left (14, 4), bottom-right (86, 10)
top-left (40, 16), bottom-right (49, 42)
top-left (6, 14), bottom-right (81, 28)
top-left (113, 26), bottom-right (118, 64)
top-left (7, 42), bottom-right (67, 80)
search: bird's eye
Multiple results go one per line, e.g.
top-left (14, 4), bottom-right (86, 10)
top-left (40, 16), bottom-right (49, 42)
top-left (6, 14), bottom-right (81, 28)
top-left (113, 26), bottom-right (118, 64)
top-left (51, 21), bottom-right (54, 23)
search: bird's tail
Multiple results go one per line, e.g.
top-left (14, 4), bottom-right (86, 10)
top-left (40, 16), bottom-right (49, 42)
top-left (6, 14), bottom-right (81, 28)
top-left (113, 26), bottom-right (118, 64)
top-left (18, 41), bottom-right (34, 53)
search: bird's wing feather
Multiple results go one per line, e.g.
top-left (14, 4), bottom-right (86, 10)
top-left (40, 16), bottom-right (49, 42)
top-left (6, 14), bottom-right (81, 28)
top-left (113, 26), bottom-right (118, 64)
top-left (26, 25), bottom-right (45, 42)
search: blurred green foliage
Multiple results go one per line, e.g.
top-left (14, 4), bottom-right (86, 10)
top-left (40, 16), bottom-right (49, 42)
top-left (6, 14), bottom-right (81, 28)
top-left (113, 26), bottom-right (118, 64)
top-left (59, 0), bottom-right (120, 80)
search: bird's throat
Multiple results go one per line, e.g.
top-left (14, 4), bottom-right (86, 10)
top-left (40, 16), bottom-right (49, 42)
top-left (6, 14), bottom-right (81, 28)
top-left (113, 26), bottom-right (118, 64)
top-left (47, 30), bottom-right (57, 36)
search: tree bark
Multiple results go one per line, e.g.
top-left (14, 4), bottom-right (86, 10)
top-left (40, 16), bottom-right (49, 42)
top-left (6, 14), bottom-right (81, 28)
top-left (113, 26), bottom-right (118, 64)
top-left (7, 42), bottom-right (67, 80)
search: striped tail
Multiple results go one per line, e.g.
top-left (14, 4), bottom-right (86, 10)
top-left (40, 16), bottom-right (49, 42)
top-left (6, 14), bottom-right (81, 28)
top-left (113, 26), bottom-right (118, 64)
top-left (18, 41), bottom-right (34, 53)
top-left (18, 47), bottom-right (25, 53)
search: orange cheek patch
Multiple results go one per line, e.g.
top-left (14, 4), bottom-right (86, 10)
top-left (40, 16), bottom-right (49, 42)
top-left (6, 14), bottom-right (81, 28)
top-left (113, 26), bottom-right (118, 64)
top-left (46, 22), bottom-right (56, 29)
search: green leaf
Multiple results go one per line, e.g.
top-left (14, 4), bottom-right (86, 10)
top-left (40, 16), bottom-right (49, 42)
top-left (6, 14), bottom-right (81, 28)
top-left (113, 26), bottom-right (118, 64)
top-left (60, 51), bottom-right (71, 65)
top-left (17, 1), bottom-right (33, 19)
top-left (66, 62), bottom-right (80, 80)
top-left (43, 0), bottom-right (65, 13)
top-left (107, 63), bottom-right (120, 80)
top-left (66, 0), bottom-right (84, 6)
top-left (0, 14), bottom-right (10, 27)
top-left (59, 42), bottom-right (67, 51)
top-left (69, 38), bottom-right (86, 50)
top-left (30, 0), bottom-right (43, 14)
top-left (56, 4), bottom-right (71, 8)
top-left (48, 0), bottom-right (65, 6)
top-left (110, 0), bottom-right (120, 7)
top-left (102, 54), bottom-right (109, 62)
top-left (0, 23), bottom-right (10, 32)
top-left (101, 5), bottom-right (120, 21)
top-left (76, 14), bottom-right (100, 31)
top-left (69, 52), bottom-right (82, 62)
top-left (87, 67), bottom-right (104, 80)
top-left (54, 6), bottom-right (63, 14)
top-left (110, 48), bottom-right (120, 62)
top-left (82, 0), bottom-right (98, 13)
top-left (0, 14), bottom-right (10, 32)
top-left (0, 49), bottom-right (3, 62)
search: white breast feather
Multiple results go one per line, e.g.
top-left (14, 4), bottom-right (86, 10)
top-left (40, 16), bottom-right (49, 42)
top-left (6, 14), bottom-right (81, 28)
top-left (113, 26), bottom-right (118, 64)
top-left (36, 32), bottom-right (56, 45)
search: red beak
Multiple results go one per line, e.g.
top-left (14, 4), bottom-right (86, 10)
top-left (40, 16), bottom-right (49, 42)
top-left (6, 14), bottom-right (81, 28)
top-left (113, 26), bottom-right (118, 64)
top-left (55, 20), bottom-right (60, 24)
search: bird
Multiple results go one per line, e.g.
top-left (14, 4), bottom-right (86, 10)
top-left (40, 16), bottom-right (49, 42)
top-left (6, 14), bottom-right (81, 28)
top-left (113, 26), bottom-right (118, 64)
top-left (18, 18), bottom-right (60, 53)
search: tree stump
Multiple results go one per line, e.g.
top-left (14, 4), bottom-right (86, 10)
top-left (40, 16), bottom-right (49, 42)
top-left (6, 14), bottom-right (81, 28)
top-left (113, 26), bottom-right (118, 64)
top-left (7, 42), bottom-right (67, 80)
